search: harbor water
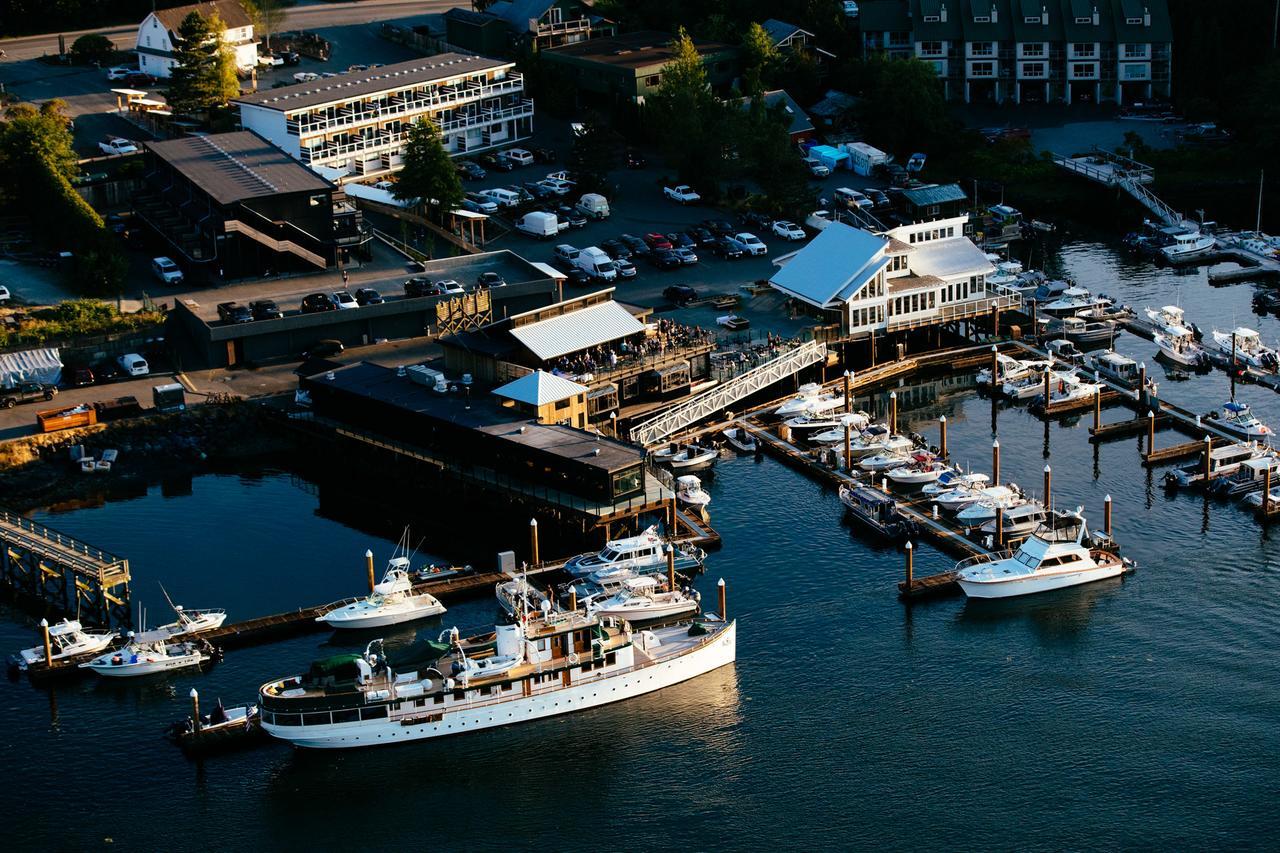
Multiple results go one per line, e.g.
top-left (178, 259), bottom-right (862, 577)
top-left (4, 239), bottom-right (1280, 849)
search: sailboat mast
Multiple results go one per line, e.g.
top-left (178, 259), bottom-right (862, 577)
top-left (1258, 170), bottom-right (1265, 235)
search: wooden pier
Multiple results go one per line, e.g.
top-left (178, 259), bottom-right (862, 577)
top-left (0, 508), bottom-right (131, 628)
top-left (1089, 413), bottom-right (1169, 442)
top-left (1142, 437), bottom-right (1222, 466)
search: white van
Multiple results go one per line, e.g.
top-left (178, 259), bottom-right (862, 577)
top-left (516, 210), bottom-right (559, 239)
top-left (481, 188), bottom-right (521, 208)
top-left (575, 246), bottom-right (617, 281)
top-left (576, 193), bottom-right (610, 220)
top-left (118, 353), bottom-right (150, 376)
top-left (505, 148), bottom-right (534, 166)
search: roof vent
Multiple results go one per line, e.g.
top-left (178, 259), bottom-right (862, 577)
top-left (325, 371), bottom-right (336, 380)
top-left (593, 448), bottom-right (601, 456)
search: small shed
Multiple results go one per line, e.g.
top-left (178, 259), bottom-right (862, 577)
top-left (808, 144), bottom-right (850, 171)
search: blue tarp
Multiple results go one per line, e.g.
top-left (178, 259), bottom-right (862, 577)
top-left (809, 145), bottom-right (849, 170)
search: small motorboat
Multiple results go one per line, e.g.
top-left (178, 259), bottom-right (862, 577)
top-left (416, 563), bottom-right (476, 583)
top-left (977, 354), bottom-right (1051, 387)
top-left (847, 424), bottom-right (915, 458)
top-left (838, 484), bottom-right (918, 540)
top-left (859, 451), bottom-right (912, 472)
top-left (1164, 441), bottom-right (1265, 489)
top-left (1154, 327), bottom-right (1209, 367)
top-left (564, 526), bottom-right (704, 578)
top-left (12, 619), bottom-right (117, 671)
top-left (809, 412), bottom-right (873, 444)
top-left (721, 426), bottom-right (758, 453)
top-left (935, 483), bottom-right (1014, 513)
top-left (318, 558), bottom-right (447, 630)
top-left (1003, 366), bottom-right (1059, 400)
top-left (978, 501), bottom-right (1049, 537)
top-left (1041, 286), bottom-right (1112, 318)
top-left (147, 587), bottom-right (227, 639)
top-left (1215, 401), bottom-right (1274, 440)
top-left (652, 442), bottom-right (717, 470)
top-left (80, 634), bottom-right (211, 678)
top-left (1050, 316), bottom-right (1116, 347)
top-left (1145, 304), bottom-right (1193, 337)
top-left (168, 700), bottom-right (266, 755)
top-left (954, 487), bottom-right (1024, 524)
top-left (496, 575), bottom-right (549, 617)
top-left (775, 383), bottom-right (842, 418)
top-left (886, 453), bottom-right (948, 486)
top-left (1214, 327), bottom-right (1279, 369)
top-left (585, 576), bottom-right (700, 623)
top-left (1038, 373), bottom-right (1104, 408)
top-left (1045, 338), bottom-right (1086, 364)
top-left (1090, 350), bottom-right (1140, 385)
top-left (675, 474), bottom-right (712, 507)
top-left (922, 470), bottom-right (989, 497)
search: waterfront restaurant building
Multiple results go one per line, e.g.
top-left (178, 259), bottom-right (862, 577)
top-left (769, 218), bottom-right (1019, 339)
top-left (235, 54), bottom-right (533, 181)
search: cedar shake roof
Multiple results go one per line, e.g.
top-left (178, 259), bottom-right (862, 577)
top-left (154, 0), bottom-right (252, 35)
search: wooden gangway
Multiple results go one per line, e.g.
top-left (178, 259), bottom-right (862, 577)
top-left (1051, 147), bottom-right (1185, 227)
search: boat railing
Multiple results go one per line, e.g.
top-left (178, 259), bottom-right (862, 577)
top-left (954, 549), bottom-right (1015, 571)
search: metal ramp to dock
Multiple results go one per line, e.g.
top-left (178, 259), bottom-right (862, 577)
top-left (1051, 147), bottom-right (1185, 227)
top-left (629, 340), bottom-right (828, 446)
top-left (0, 508), bottom-right (131, 627)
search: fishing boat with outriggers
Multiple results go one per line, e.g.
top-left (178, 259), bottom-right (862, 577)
top-left (257, 596), bottom-right (736, 748)
top-left (317, 557), bottom-right (446, 630)
top-left (11, 619), bottom-right (117, 671)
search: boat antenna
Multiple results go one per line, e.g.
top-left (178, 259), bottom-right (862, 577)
top-left (158, 581), bottom-right (178, 615)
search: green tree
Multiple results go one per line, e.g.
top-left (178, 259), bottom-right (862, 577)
top-left (741, 21), bottom-right (780, 97)
top-left (0, 101), bottom-right (77, 201)
top-left (394, 118), bottom-right (464, 215)
top-left (243, 0), bottom-right (286, 51)
top-left (568, 114), bottom-right (623, 196)
top-left (70, 33), bottom-right (115, 65)
top-left (168, 11), bottom-right (239, 114)
top-left (857, 55), bottom-right (951, 155)
top-left (650, 27), bottom-right (729, 187)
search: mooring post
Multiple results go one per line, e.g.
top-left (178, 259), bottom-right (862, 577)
top-left (1044, 464), bottom-right (1052, 509)
top-left (666, 543), bottom-right (676, 592)
top-left (1043, 365), bottom-right (1052, 410)
top-left (843, 370), bottom-right (852, 414)
top-left (889, 390), bottom-right (898, 435)
top-left (939, 415), bottom-right (948, 459)
top-left (717, 578), bottom-right (727, 621)
top-left (190, 688), bottom-right (201, 735)
top-left (1147, 410), bottom-right (1156, 450)
top-left (40, 618), bottom-right (51, 667)
top-left (843, 422), bottom-right (852, 473)
top-left (529, 518), bottom-right (540, 566)
top-left (1093, 385), bottom-right (1102, 431)
top-left (990, 345), bottom-right (998, 389)
top-left (1203, 435), bottom-right (1212, 484)
top-left (1138, 361), bottom-right (1147, 398)
top-left (992, 439), bottom-right (1001, 485)
top-left (904, 541), bottom-right (914, 592)
top-left (568, 587), bottom-right (577, 612)
top-left (1104, 494), bottom-right (1113, 535)
top-left (1266, 469), bottom-right (1273, 515)
top-left (365, 549), bottom-right (375, 593)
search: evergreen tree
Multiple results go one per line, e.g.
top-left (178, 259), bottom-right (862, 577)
top-left (394, 118), bottom-right (464, 215)
top-left (568, 114), bottom-right (622, 196)
top-left (741, 21), bottom-right (780, 97)
top-left (167, 11), bottom-right (238, 114)
top-left (650, 27), bottom-right (728, 187)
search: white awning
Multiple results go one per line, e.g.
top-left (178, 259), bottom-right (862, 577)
top-left (509, 300), bottom-right (645, 362)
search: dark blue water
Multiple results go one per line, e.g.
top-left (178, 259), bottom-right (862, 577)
top-left (5, 241), bottom-right (1280, 850)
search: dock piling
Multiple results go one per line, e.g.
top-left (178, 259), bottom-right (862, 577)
top-left (717, 578), bottom-right (726, 621)
top-left (365, 549), bottom-right (375, 593)
top-left (666, 544), bottom-right (675, 592)
top-left (1104, 494), bottom-right (1112, 535)
top-left (939, 415), bottom-right (948, 459)
top-left (40, 618), bottom-right (51, 667)
top-left (1203, 435), bottom-right (1212, 483)
top-left (993, 439), bottom-right (1001, 485)
top-left (1138, 362), bottom-right (1147, 396)
top-left (1044, 464), bottom-right (1052, 508)
top-left (1094, 386), bottom-right (1102, 431)
top-left (1266, 469), bottom-right (1272, 515)
top-left (844, 422), bottom-right (852, 472)
top-left (889, 390), bottom-right (898, 434)
top-left (190, 688), bottom-right (200, 735)
top-left (904, 542), bottom-right (914, 591)
top-left (990, 346), bottom-right (998, 390)
top-left (568, 588), bottom-right (577, 612)
top-left (1147, 410), bottom-right (1156, 449)
top-left (529, 518), bottom-right (540, 566)
top-left (843, 370), bottom-right (852, 414)
top-left (1043, 366), bottom-right (1051, 407)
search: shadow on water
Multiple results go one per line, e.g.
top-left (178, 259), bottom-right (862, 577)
top-left (952, 576), bottom-right (1127, 643)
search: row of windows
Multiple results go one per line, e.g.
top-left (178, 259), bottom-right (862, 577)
top-left (851, 305), bottom-right (886, 330)
top-left (906, 225), bottom-right (957, 244)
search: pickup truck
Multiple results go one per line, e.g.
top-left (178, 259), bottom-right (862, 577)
top-left (663, 185), bottom-right (701, 204)
top-left (98, 138), bottom-right (139, 156)
top-left (0, 381), bottom-right (57, 409)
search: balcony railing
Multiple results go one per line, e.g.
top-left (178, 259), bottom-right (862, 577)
top-left (439, 99), bottom-right (534, 133)
top-left (288, 73), bottom-right (524, 136)
top-left (301, 99), bottom-right (534, 162)
top-left (535, 18), bottom-right (591, 37)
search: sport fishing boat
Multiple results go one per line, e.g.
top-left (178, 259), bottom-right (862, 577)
top-left (978, 502), bottom-right (1050, 538)
top-left (318, 558), bottom-right (446, 630)
top-left (809, 412), bottom-right (874, 444)
top-left (257, 605), bottom-right (736, 748)
top-left (12, 619), bottom-right (117, 671)
top-left (675, 474), bottom-right (712, 507)
top-left (774, 383), bottom-right (843, 418)
top-left (1049, 316), bottom-right (1116, 347)
top-left (1153, 327), bottom-right (1209, 367)
top-left (720, 426), bottom-right (758, 453)
top-left (1216, 401), bottom-right (1274, 440)
top-left (146, 588), bottom-right (227, 639)
top-left (1039, 373), bottom-right (1104, 408)
top-left (1045, 338), bottom-right (1086, 365)
top-left (1145, 304), bottom-right (1196, 338)
top-left (1040, 286), bottom-right (1114, 318)
top-left (80, 634), bottom-right (211, 678)
top-left (977, 354), bottom-right (1051, 387)
top-left (1165, 441), bottom-right (1266, 489)
top-left (886, 453), bottom-right (948, 486)
top-left (934, 482), bottom-right (1015, 514)
top-left (956, 511), bottom-right (1130, 599)
top-left (564, 527), bottom-right (704, 579)
top-left (858, 451), bottom-right (912, 472)
top-left (1159, 225), bottom-right (1216, 261)
top-left (1213, 327), bottom-right (1279, 369)
top-left (168, 700), bottom-right (265, 755)
top-left (652, 443), bottom-right (717, 471)
top-left (922, 470), bottom-right (990, 497)
top-left (585, 576), bottom-right (700, 623)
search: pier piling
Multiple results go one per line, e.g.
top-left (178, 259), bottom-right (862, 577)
top-left (666, 544), bottom-right (676, 592)
top-left (904, 542), bottom-right (914, 591)
top-left (717, 578), bottom-right (726, 621)
top-left (990, 346), bottom-right (998, 390)
top-left (1104, 494), bottom-right (1112, 535)
top-left (529, 518), bottom-right (540, 566)
top-left (1094, 386), bottom-right (1102, 431)
top-left (993, 439), bottom-right (1001, 485)
top-left (1266, 469), bottom-right (1273, 515)
top-left (1204, 436), bottom-right (1212, 482)
top-left (1044, 464), bottom-right (1052, 508)
top-left (843, 370), bottom-right (852, 413)
top-left (365, 549), bottom-right (375, 593)
top-left (844, 422), bottom-right (852, 472)
top-left (40, 618), bottom-right (51, 667)
top-left (1044, 367), bottom-right (1051, 407)
top-left (995, 508), bottom-right (1004, 547)
top-left (939, 415), bottom-right (948, 459)
top-left (568, 588), bottom-right (577, 612)
top-left (889, 391), bottom-right (898, 434)
top-left (1147, 410), bottom-right (1156, 449)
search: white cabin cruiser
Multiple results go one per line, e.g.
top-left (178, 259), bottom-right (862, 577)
top-left (13, 619), bottom-right (116, 670)
top-left (774, 383), bottom-right (844, 418)
top-left (146, 604), bottom-right (227, 639)
top-left (1041, 373), bottom-right (1104, 407)
top-left (846, 424), bottom-right (915, 458)
top-left (496, 575), bottom-right (549, 617)
top-left (935, 483), bottom-right (1013, 513)
top-left (318, 559), bottom-right (446, 630)
top-left (978, 502), bottom-right (1050, 537)
top-left (586, 576), bottom-right (700, 623)
top-left (1153, 327), bottom-right (1208, 367)
top-left (1217, 401), bottom-right (1273, 440)
top-left (676, 474), bottom-right (712, 507)
top-left (1090, 350), bottom-right (1140, 384)
top-left (858, 451), bottom-right (912, 472)
top-left (1003, 367), bottom-right (1062, 400)
top-left (1160, 226), bottom-right (1216, 260)
top-left (977, 354), bottom-right (1052, 387)
top-left (1040, 286), bottom-right (1112, 318)
top-left (1214, 327), bottom-right (1279, 369)
top-left (956, 512), bottom-right (1128, 599)
top-left (1145, 304), bottom-right (1193, 338)
top-left (259, 605), bottom-right (736, 749)
top-left (886, 452), bottom-right (948, 486)
top-left (922, 470), bottom-right (990, 497)
top-left (652, 443), bottom-right (718, 470)
top-left (809, 412), bottom-right (874, 444)
top-left (954, 487), bottom-right (1024, 524)
top-left (565, 527), bottom-right (703, 578)
top-left (1165, 441), bottom-right (1266, 488)
top-left (80, 634), bottom-right (210, 678)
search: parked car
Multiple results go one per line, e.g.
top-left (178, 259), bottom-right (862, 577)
top-left (804, 158), bottom-right (831, 178)
top-left (479, 153), bottom-right (514, 172)
top-left (620, 233), bottom-right (649, 255)
top-left (280, 51), bottom-right (301, 66)
top-left (713, 236), bottom-right (746, 259)
top-left (301, 293), bottom-right (336, 313)
top-left (481, 188), bottom-right (521, 208)
top-left (834, 187), bottom-right (873, 209)
top-left (522, 181), bottom-right (554, 201)
top-left (477, 271), bottom-right (506, 288)
top-left (0, 381), bottom-right (57, 408)
top-left (463, 192), bottom-right (498, 214)
top-left (67, 367), bottom-right (95, 387)
top-left (151, 256), bottom-right (183, 285)
top-left (625, 149), bottom-right (647, 169)
top-left (436, 279), bottom-right (466, 295)
top-left (598, 238), bottom-right (631, 260)
top-left (537, 177), bottom-right (574, 196)
top-left (304, 339), bottom-right (344, 359)
top-left (457, 161), bottom-right (486, 180)
top-left (105, 66), bottom-right (137, 81)
top-left (687, 226), bottom-right (716, 246)
top-left (648, 249), bottom-right (683, 270)
top-left (117, 353), bottom-right (149, 377)
top-left (665, 232), bottom-right (697, 250)
top-left (553, 244), bottom-right (581, 264)
top-left (772, 220), bottom-right (806, 241)
top-left (614, 258), bottom-right (637, 278)
top-left (293, 71), bottom-right (321, 83)
top-left (843, 1), bottom-right (859, 16)
top-left (532, 147), bottom-right (557, 163)
top-left (739, 211), bottom-right (773, 230)
top-left (663, 184), bottom-right (701, 204)
top-left (701, 219), bottom-right (736, 237)
top-left (663, 285), bottom-right (698, 305)
top-left (735, 232), bottom-right (768, 256)
top-left (502, 184), bottom-right (535, 204)
top-left (404, 277), bottom-right (435, 298)
top-left (217, 301), bottom-right (253, 324)
top-left (258, 53), bottom-right (285, 67)
top-left (354, 288), bottom-right (384, 306)
top-left (868, 189), bottom-right (891, 209)
top-left (332, 290), bottom-right (358, 309)
top-left (250, 299), bottom-right (283, 320)
top-left (551, 257), bottom-right (592, 286)
top-left (505, 148), bottom-right (534, 166)
top-left (98, 137), bottom-right (138, 156)
top-left (643, 232), bottom-right (673, 251)
top-left (671, 246), bottom-right (699, 265)
top-left (121, 72), bottom-right (155, 88)
top-left (556, 205), bottom-right (587, 228)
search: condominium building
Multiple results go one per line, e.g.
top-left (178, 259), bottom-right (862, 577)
top-left (863, 0), bottom-right (1171, 104)
top-left (234, 54), bottom-right (533, 181)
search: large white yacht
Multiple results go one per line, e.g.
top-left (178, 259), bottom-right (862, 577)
top-left (956, 511), bottom-right (1129, 599)
top-left (258, 601), bottom-right (736, 748)
top-left (564, 527), bottom-right (704, 579)
top-left (318, 558), bottom-right (446, 630)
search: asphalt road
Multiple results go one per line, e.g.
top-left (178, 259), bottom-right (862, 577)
top-left (0, 0), bottom-right (451, 61)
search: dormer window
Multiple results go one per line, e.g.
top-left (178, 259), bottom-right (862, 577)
top-left (1024, 16), bottom-right (1040, 23)
top-left (1126, 17), bottom-right (1143, 24)
top-left (924, 15), bottom-right (941, 22)
top-left (1075, 16), bottom-right (1090, 23)
top-left (974, 15), bottom-right (991, 23)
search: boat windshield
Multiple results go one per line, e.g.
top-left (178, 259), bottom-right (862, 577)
top-left (600, 549), bottom-right (620, 561)
top-left (1014, 551), bottom-right (1039, 568)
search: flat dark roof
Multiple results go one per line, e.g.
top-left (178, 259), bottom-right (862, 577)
top-left (145, 131), bottom-right (332, 205)
top-left (234, 53), bottom-right (512, 112)
top-left (544, 31), bottom-right (734, 70)
top-left (311, 362), bottom-right (644, 472)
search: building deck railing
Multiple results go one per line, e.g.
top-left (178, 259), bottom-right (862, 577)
top-left (288, 73), bottom-right (524, 136)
